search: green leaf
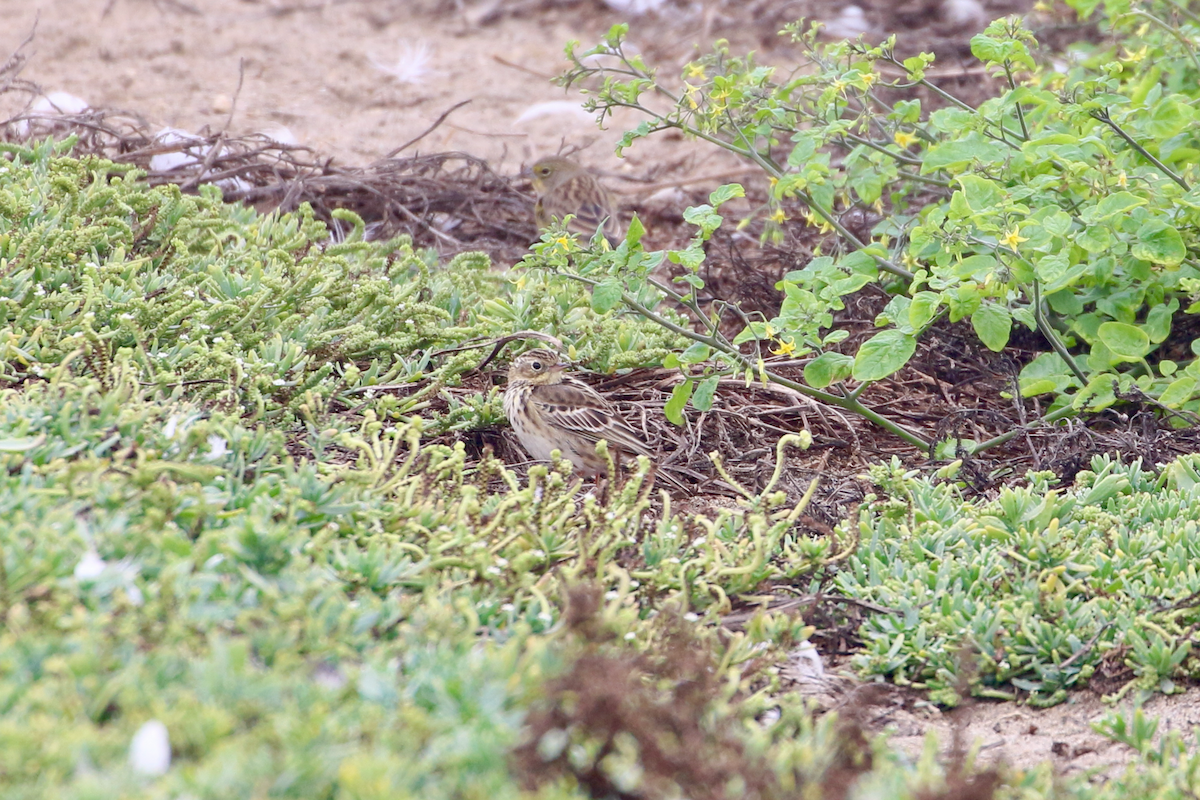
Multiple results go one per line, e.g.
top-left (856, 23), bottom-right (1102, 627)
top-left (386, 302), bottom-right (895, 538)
top-left (1145, 300), bottom-right (1178, 343)
top-left (954, 175), bottom-right (1005, 214)
top-left (733, 321), bottom-right (772, 345)
top-left (852, 330), bottom-right (917, 382)
top-left (692, 375), bottom-right (718, 411)
top-left (1042, 210), bottom-right (1074, 237)
top-left (591, 278), bottom-right (623, 313)
top-left (678, 342), bottom-right (712, 364)
top-left (664, 379), bottom-right (693, 425)
top-left (1158, 377), bottom-right (1197, 408)
top-left (921, 132), bottom-right (1009, 174)
top-left (709, 184), bottom-right (745, 207)
top-left (1131, 220), bottom-right (1186, 267)
top-left (804, 351), bottom-right (854, 388)
top-left (1019, 352), bottom-right (1077, 396)
top-left (1096, 322), bottom-right (1151, 361)
top-left (1082, 192), bottom-right (1146, 223)
top-left (954, 254), bottom-right (996, 280)
top-left (971, 303), bottom-right (1011, 351)
top-left (908, 291), bottom-right (941, 330)
top-left (624, 215), bottom-right (645, 246)
top-left (1076, 225), bottom-right (1111, 253)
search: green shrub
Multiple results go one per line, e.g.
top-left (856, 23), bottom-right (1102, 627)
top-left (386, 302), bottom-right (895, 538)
top-left (538, 0), bottom-right (1200, 448)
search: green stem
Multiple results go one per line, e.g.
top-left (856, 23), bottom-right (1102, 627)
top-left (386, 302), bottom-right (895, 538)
top-left (1004, 63), bottom-right (1030, 141)
top-left (1091, 109), bottom-right (1191, 192)
top-left (1030, 280), bottom-right (1089, 386)
top-left (1160, 0), bottom-right (1200, 26)
top-left (565, 273), bottom-right (931, 449)
top-left (973, 403), bottom-right (1078, 453)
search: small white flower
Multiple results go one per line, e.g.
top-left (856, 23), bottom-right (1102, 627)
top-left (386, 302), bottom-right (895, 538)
top-left (501, 603), bottom-right (515, 612)
top-left (605, 590), bottom-right (619, 600)
top-left (486, 566), bottom-right (502, 576)
top-left (537, 612), bottom-right (553, 623)
top-left (692, 537), bottom-right (706, 548)
top-left (163, 416), bottom-right (179, 439)
top-left (495, 558), bottom-right (509, 567)
top-left (624, 632), bottom-right (636, 641)
top-left (129, 720), bottom-right (171, 776)
top-left (683, 612), bottom-right (699, 622)
top-left (531, 549), bottom-right (546, 559)
top-left (272, 379), bottom-right (286, 386)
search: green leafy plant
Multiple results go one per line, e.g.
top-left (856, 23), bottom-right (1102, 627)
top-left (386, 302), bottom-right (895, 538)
top-left (536, 0), bottom-right (1200, 450)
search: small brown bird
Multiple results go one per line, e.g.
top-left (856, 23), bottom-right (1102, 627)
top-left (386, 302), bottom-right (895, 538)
top-left (529, 156), bottom-right (623, 245)
top-left (503, 348), bottom-right (658, 480)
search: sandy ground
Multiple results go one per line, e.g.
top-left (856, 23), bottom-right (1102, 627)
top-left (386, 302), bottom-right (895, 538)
top-left (7, 0), bottom-right (1190, 782)
top-left (0, 0), bottom-right (745, 181)
top-left (885, 685), bottom-right (1200, 779)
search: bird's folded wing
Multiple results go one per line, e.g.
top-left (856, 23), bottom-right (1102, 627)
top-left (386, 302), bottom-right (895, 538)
top-left (529, 382), bottom-right (651, 456)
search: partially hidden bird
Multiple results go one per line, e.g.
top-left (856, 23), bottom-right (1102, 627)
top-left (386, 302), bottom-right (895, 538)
top-left (503, 348), bottom-right (679, 487)
top-left (528, 156), bottom-right (623, 245)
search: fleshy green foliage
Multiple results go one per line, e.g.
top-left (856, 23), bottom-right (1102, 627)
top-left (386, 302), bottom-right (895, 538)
top-left (556, 0), bottom-right (1200, 433)
top-left (834, 456), bottom-right (1200, 707)
top-left (0, 139), bottom-right (684, 429)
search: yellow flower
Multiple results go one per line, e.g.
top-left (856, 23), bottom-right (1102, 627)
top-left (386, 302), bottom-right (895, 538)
top-left (861, 72), bottom-right (877, 88)
top-left (999, 227), bottom-right (1028, 251)
top-left (684, 63), bottom-right (706, 80)
top-left (771, 336), bottom-right (797, 356)
top-left (893, 130), bottom-right (918, 148)
top-left (1117, 170), bottom-right (1128, 188)
top-left (1122, 45), bottom-right (1148, 63)
top-left (769, 207), bottom-right (787, 224)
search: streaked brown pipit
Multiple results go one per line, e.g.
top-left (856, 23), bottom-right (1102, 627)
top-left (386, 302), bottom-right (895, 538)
top-left (529, 156), bottom-right (623, 245)
top-left (503, 348), bottom-right (658, 480)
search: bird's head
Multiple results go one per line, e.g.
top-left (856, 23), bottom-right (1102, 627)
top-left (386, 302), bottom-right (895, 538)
top-left (508, 348), bottom-right (566, 385)
top-left (528, 156), bottom-right (582, 194)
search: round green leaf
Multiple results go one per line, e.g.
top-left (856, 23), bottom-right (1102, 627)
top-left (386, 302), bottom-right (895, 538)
top-left (804, 351), bottom-right (854, 388)
top-left (1096, 321), bottom-right (1151, 361)
top-left (1158, 377), bottom-right (1196, 408)
top-left (852, 329), bottom-right (917, 382)
top-left (1131, 220), bottom-right (1186, 267)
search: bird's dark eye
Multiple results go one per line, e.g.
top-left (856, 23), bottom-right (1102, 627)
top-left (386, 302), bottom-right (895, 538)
top-left (531, 360), bottom-right (543, 370)
top-left (536, 166), bottom-right (550, 176)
